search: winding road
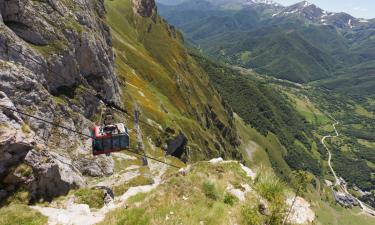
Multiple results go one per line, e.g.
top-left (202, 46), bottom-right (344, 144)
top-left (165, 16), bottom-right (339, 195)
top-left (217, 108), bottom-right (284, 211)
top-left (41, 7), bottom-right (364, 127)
top-left (321, 116), bottom-right (375, 216)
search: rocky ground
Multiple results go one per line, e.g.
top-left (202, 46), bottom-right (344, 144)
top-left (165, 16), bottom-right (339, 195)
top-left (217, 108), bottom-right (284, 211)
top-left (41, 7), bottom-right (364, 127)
top-left (27, 157), bottom-right (315, 225)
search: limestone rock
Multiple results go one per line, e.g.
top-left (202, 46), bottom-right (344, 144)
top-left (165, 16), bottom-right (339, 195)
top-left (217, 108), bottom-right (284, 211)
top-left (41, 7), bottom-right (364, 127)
top-left (0, 91), bottom-right (34, 180)
top-left (74, 156), bottom-right (114, 177)
top-left (0, 0), bottom-right (121, 104)
top-left (25, 150), bottom-right (85, 201)
top-left (133, 0), bottom-right (156, 17)
top-left (74, 159), bottom-right (104, 177)
top-left (95, 155), bottom-right (114, 176)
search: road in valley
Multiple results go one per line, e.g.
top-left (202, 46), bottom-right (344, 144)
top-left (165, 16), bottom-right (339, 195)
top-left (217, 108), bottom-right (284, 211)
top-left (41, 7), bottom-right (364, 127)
top-left (321, 117), bottom-right (375, 216)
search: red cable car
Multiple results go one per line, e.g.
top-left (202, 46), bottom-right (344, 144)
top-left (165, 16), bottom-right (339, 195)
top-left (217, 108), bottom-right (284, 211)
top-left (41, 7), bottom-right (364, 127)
top-left (92, 122), bottom-right (130, 156)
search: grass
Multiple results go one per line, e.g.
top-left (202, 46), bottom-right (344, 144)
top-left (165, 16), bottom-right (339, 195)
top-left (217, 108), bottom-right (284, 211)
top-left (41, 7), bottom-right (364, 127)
top-left (358, 139), bottom-right (375, 148)
top-left (99, 161), bottom-right (265, 225)
top-left (74, 188), bottom-right (105, 209)
top-left (113, 176), bottom-right (154, 196)
top-left (223, 193), bottom-right (237, 206)
top-left (355, 105), bottom-right (375, 119)
top-left (234, 114), bottom-right (292, 179)
top-left (254, 172), bottom-right (286, 203)
top-left (97, 208), bottom-right (149, 225)
top-left (127, 193), bottom-right (148, 204)
top-left (104, 0), bottom-right (240, 161)
top-left (241, 205), bottom-right (264, 225)
top-left (285, 92), bottom-right (330, 125)
top-left (0, 204), bottom-right (47, 225)
top-left (203, 181), bottom-right (220, 200)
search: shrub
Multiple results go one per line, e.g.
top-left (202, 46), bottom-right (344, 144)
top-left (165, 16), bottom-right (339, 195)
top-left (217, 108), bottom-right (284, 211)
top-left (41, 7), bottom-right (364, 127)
top-left (223, 193), bottom-right (237, 206)
top-left (74, 188), bottom-right (105, 209)
top-left (5, 189), bottom-right (31, 205)
top-left (241, 205), bottom-right (263, 225)
top-left (202, 181), bottom-right (219, 200)
top-left (255, 174), bottom-right (285, 203)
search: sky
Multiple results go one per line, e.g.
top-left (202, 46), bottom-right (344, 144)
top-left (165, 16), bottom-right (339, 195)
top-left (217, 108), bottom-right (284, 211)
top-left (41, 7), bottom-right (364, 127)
top-left (275, 0), bottom-right (375, 19)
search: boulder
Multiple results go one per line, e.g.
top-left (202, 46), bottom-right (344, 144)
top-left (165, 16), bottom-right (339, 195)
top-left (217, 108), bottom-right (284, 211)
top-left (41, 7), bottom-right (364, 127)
top-left (74, 156), bottom-right (114, 177)
top-left (25, 150), bottom-right (85, 201)
top-left (74, 158), bottom-right (104, 177)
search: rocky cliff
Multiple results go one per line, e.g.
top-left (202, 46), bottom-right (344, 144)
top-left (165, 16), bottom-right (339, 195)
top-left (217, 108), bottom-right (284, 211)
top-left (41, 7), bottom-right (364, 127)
top-left (0, 0), bottom-right (121, 203)
top-left (0, 0), bottom-right (240, 204)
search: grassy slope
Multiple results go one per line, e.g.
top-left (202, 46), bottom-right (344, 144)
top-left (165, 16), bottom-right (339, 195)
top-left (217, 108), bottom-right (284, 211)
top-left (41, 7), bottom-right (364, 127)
top-left (0, 204), bottom-right (47, 225)
top-left (104, 0), bottom-right (240, 161)
top-left (98, 161), bottom-right (288, 225)
top-left (193, 54), bottom-right (322, 178)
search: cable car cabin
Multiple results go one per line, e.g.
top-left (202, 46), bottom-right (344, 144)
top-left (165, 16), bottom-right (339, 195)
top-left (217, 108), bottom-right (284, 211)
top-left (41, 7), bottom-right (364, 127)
top-left (92, 123), bottom-right (130, 156)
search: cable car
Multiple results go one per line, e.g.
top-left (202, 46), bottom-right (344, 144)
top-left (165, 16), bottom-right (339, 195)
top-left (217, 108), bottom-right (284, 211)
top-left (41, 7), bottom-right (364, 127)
top-left (92, 123), bottom-right (130, 156)
top-left (92, 109), bottom-right (130, 156)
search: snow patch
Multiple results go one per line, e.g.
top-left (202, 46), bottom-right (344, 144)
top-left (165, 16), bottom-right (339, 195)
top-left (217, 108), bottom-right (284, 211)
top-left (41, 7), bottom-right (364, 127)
top-left (303, 1), bottom-right (312, 7)
top-left (348, 19), bottom-right (353, 28)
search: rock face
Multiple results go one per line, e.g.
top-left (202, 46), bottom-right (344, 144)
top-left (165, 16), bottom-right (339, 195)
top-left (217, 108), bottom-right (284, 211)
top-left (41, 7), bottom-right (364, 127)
top-left (0, 91), bottom-right (34, 182)
top-left (0, 0), bottom-right (121, 103)
top-left (133, 0), bottom-right (157, 17)
top-left (0, 90), bottom-right (85, 202)
top-left (25, 150), bottom-right (85, 202)
top-left (0, 0), bottom-right (118, 202)
top-left (74, 156), bottom-right (114, 177)
top-left (166, 132), bottom-right (188, 160)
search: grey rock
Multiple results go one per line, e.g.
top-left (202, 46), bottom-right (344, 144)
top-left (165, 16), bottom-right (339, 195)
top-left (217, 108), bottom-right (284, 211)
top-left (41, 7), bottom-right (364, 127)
top-left (95, 155), bottom-right (114, 176)
top-left (133, 0), bottom-right (156, 17)
top-left (0, 92), bottom-right (34, 179)
top-left (74, 156), bottom-right (114, 177)
top-left (0, 0), bottom-right (121, 104)
top-left (25, 150), bottom-right (85, 201)
top-left (74, 158), bottom-right (104, 177)
top-left (0, 0), bottom-right (121, 203)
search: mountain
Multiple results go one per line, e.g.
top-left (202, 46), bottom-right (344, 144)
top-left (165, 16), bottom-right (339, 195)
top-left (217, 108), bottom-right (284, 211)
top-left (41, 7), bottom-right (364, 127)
top-left (0, 0), bottom-right (244, 206)
top-left (158, 0), bottom-right (375, 93)
top-left (0, 0), bottom-right (330, 224)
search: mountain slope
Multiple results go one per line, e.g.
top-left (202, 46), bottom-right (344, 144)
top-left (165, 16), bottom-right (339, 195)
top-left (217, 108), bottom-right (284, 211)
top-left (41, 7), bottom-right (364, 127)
top-left (158, 0), bottom-right (375, 92)
top-left (193, 54), bottom-right (323, 177)
top-left (0, 0), bottom-right (241, 206)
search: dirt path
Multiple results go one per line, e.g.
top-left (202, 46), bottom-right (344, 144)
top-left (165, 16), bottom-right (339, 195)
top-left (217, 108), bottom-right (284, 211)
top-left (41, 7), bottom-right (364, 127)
top-left (32, 153), bottom-right (168, 225)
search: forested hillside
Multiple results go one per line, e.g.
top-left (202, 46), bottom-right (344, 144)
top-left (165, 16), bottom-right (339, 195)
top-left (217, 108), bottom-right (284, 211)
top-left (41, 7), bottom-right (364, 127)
top-left (193, 54), bottom-right (323, 178)
top-left (158, 0), bottom-right (375, 95)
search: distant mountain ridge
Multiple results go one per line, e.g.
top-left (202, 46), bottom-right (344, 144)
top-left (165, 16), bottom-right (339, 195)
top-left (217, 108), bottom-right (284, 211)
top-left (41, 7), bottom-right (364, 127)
top-left (158, 0), bottom-right (375, 94)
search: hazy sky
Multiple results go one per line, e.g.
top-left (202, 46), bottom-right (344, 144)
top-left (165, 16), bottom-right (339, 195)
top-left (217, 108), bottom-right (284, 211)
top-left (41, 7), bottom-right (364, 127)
top-left (275, 0), bottom-right (375, 19)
